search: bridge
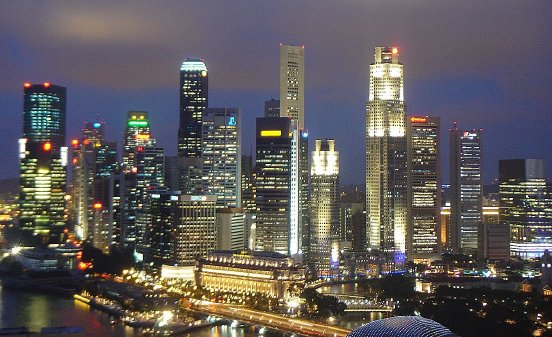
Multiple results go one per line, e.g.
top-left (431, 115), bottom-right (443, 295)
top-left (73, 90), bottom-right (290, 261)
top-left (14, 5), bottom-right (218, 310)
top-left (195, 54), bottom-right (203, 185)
top-left (334, 295), bottom-right (393, 312)
top-left (190, 300), bottom-right (352, 337)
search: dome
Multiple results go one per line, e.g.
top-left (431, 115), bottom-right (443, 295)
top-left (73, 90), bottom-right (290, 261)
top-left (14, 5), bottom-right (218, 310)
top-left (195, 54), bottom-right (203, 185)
top-left (348, 316), bottom-right (457, 337)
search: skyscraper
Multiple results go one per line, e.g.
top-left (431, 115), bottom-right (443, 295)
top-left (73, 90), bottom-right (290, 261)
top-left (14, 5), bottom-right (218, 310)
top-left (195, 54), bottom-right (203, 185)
top-left (178, 59), bottom-right (208, 158)
top-left (279, 44), bottom-right (309, 258)
top-left (309, 139), bottom-right (340, 277)
top-left (407, 116), bottom-right (441, 261)
top-left (122, 111), bottom-right (153, 171)
top-left (71, 121), bottom-right (117, 245)
top-left (201, 108), bottom-right (241, 208)
top-left (499, 159), bottom-right (552, 259)
top-left (19, 82), bottom-right (67, 244)
top-left (449, 123), bottom-right (482, 255)
top-left (365, 47), bottom-right (407, 264)
top-left (254, 117), bottom-right (295, 255)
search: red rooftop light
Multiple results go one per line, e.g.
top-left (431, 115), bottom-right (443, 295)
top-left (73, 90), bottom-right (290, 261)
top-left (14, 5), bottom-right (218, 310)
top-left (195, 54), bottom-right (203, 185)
top-left (43, 142), bottom-right (52, 152)
top-left (24, 82), bottom-right (31, 88)
top-left (43, 82), bottom-right (51, 88)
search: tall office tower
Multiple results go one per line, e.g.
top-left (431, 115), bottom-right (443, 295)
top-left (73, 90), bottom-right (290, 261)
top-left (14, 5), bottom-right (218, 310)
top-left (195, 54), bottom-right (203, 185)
top-left (71, 121), bottom-right (118, 242)
top-left (145, 189), bottom-right (180, 268)
top-left (19, 82), bottom-right (67, 244)
top-left (122, 111), bottom-right (153, 171)
top-left (172, 195), bottom-right (217, 266)
top-left (264, 99), bottom-right (280, 118)
top-left (279, 44), bottom-right (305, 128)
top-left (255, 117), bottom-right (300, 255)
top-left (280, 44), bottom-right (309, 258)
top-left (178, 59), bottom-right (208, 158)
top-left (449, 123), bottom-right (482, 255)
top-left (134, 145), bottom-right (165, 255)
top-left (201, 108), bottom-right (241, 208)
top-left (406, 116), bottom-right (441, 262)
top-left (365, 47), bottom-right (407, 264)
top-left (499, 159), bottom-right (552, 259)
top-left (309, 139), bottom-right (340, 277)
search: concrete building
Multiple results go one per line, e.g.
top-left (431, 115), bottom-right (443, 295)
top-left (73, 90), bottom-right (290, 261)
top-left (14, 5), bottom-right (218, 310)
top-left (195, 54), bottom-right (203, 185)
top-left (366, 47), bottom-right (407, 267)
top-left (407, 116), bottom-right (441, 262)
top-left (449, 123), bottom-right (482, 255)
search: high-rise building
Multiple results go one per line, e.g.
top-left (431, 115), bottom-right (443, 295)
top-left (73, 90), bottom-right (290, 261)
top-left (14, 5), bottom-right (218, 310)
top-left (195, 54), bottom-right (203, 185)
top-left (216, 208), bottom-right (246, 251)
top-left (499, 159), bottom-right (552, 259)
top-left (70, 121), bottom-right (117, 247)
top-left (254, 117), bottom-right (298, 255)
top-left (145, 190), bottom-right (180, 268)
top-left (279, 44), bottom-right (305, 128)
top-left (309, 139), bottom-right (340, 277)
top-left (407, 116), bottom-right (441, 262)
top-left (172, 195), bottom-right (217, 266)
top-left (122, 111), bottom-right (153, 171)
top-left (365, 47), bottom-right (407, 265)
top-left (19, 82), bottom-right (67, 244)
top-left (201, 108), bottom-right (241, 208)
top-left (264, 99), bottom-right (280, 118)
top-left (178, 59), bottom-right (208, 158)
top-left (449, 123), bottom-right (482, 255)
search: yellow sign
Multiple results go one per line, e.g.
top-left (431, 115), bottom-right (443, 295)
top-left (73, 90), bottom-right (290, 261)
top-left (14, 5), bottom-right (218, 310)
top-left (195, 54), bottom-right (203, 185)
top-left (260, 130), bottom-right (282, 137)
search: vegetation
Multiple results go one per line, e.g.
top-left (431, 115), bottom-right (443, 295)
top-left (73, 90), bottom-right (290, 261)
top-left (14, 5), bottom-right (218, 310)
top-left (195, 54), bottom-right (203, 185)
top-left (81, 243), bottom-right (135, 275)
top-left (302, 288), bottom-right (347, 319)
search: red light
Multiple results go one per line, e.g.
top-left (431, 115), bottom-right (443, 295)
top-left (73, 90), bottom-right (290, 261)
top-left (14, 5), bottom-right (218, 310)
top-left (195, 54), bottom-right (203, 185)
top-left (43, 82), bottom-right (50, 88)
top-left (410, 117), bottom-right (427, 123)
top-left (43, 142), bottom-right (52, 152)
top-left (71, 139), bottom-right (79, 146)
top-left (24, 82), bottom-right (31, 88)
top-left (93, 202), bottom-right (102, 209)
top-left (392, 48), bottom-right (398, 54)
top-left (131, 167), bottom-right (138, 174)
top-left (63, 228), bottom-right (69, 233)
top-left (83, 139), bottom-right (90, 145)
top-left (137, 146), bottom-right (144, 152)
top-left (72, 158), bottom-right (78, 165)
top-left (78, 261), bottom-right (91, 271)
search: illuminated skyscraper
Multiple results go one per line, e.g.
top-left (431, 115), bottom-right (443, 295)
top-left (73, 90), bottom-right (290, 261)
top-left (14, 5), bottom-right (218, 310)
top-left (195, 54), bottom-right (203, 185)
top-left (255, 117), bottom-right (302, 255)
top-left (449, 123), bottom-right (482, 255)
top-left (179, 59), bottom-right (208, 158)
top-left (19, 82), bottom-right (67, 244)
top-left (122, 111), bottom-right (153, 171)
top-left (173, 195), bottom-right (217, 266)
top-left (71, 121), bottom-right (117, 246)
top-left (309, 139), bottom-right (340, 277)
top-left (279, 45), bottom-right (305, 128)
top-left (201, 108), bottom-right (241, 208)
top-left (407, 116), bottom-right (441, 261)
top-left (499, 159), bottom-right (552, 259)
top-left (366, 47), bottom-right (407, 263)
top-left (279, 44), bottom-right (309, 257)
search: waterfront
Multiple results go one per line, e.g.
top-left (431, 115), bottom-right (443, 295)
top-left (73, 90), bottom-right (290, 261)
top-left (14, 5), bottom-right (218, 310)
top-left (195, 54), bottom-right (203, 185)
top-left (0, 285), bottom-right (258, 336)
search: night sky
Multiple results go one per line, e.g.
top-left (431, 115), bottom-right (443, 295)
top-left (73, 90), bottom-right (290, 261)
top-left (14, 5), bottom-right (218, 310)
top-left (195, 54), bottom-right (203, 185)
top-left (1, 1), bottom-right (551, 185)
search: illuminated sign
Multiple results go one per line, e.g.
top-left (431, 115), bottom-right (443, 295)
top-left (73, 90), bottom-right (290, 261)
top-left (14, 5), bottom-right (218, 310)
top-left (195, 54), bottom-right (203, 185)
top-left (410, 117), bottom-right (427, 123)
top-left (228, 116), bottom-right (236, 126)
top-left (93, 122), bottom-right (101, 128)
top-left (261, 130), bottom-right (282, 137)
top-left (135, 134), bottom-right (150, 140)
top-left (191, 196), bottom-right (207, 201)
top-left (128, 121), bottom-right (148, 127)
top-left (93, 202), bottom-right (102, 209)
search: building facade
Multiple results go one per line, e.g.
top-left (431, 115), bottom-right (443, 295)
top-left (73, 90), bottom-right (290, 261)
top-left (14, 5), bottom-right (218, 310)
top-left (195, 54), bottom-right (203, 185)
top-left (407, 116), bottom-right (441, 261)
top-left (499, 159), bottom-right (552, 259)
top-left (365, 47), bottom-right (407, 265)
top-left (195, 250), bottom-right (305, 299)
top-left (19, 82), bottom-right (67, 244)
top-left (279, 45), bottom-right (305, 128)
top-left (449, 124), bottom-right (482, 255)
top-left (309, 139), bottom-right (340, 277)
top-left (201, 108), bottom-right (241, 208)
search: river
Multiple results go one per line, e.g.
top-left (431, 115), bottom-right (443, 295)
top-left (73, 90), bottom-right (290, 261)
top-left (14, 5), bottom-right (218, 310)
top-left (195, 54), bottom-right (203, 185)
top-left (0, 285), bottom-right (258, 336)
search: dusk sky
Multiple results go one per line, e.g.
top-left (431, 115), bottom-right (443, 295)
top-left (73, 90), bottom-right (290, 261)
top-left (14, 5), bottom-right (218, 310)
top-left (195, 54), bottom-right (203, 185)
top-left (1, 1), bottom-right (551, 185)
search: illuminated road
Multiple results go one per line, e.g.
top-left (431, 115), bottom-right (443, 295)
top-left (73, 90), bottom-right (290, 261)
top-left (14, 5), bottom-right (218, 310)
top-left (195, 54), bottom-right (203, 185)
top-left (191, 301), bottom-right (351, 337)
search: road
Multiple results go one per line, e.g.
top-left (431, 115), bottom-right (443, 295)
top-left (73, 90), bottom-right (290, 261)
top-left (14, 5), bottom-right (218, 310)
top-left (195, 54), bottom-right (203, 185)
top-left (192, 300), bottom-right (351, 337)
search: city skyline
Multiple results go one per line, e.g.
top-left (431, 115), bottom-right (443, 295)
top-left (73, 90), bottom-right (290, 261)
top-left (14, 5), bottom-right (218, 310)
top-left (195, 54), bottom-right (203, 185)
top-left (1, 2), bottom-right (551, 185)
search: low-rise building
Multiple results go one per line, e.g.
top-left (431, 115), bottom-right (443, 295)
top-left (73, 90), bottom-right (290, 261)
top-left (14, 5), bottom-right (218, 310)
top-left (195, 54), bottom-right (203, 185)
top-left (195, 250), bottom-right (305, 299)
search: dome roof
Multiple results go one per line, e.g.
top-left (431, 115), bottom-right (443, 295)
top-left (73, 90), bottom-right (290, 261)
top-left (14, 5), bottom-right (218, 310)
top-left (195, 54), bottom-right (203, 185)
top-left (348, 316), bottom-right (457, 337)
